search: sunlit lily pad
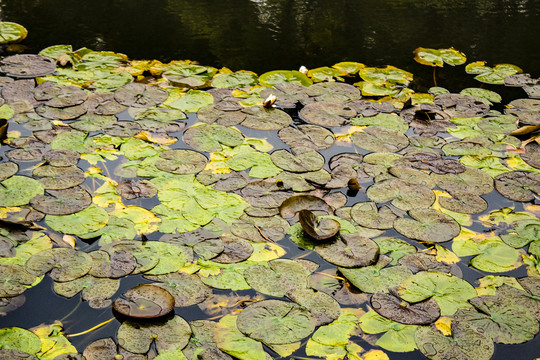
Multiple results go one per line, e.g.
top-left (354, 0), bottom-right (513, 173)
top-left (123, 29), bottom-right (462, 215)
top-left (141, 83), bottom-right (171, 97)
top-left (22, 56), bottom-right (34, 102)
top-left (0, 326), bottom-right (41, 355)
top-left (339, 256), bottom-right (413, 294)
top-left (299, 102), bottom-right (355, 127)
top-left (104, 240), bottom-right (159, 274)
top-left (212, 71), bottom-right (258, 88)
top-left (243, 258), bottom-right (311, 297)
top-left (0, 22), bottom-right (28, 44)
top-left (0, 54), bottom-right (56, 78)
top-left (414, 321), bottom-right (494, 360)
top-left (373, 237), bottom-right (418, 265)
top-left (213, 314), bottom-right (266, 360)
top-left (413, 47), bottom-right (466, 67)
top-left (0, 176), bottom-right (44, 207)
top-left (494, 171), bottom-right (540, 202)
top-left (156, 149), bottom-right (208, 174)
top-left (30, 186), bottom-right (91, 215)
top-left (370, 292), bottom-right (440, 325)
top-left (144, 272), bottom-right (212, 306)
top-left (116, 315), bottom-right (191, 354)
top-left (45, 204), bottom-right (108, 235)
top-left (398, 271), bottom-right (476, 315)
top-left (236, 299), bottom-right (316, 345)
top-left (259, 70), bottom-right (312, 88)
top-left (315, 232), bottom-right (379, 267)
top-left (113, 284), bottom-right (174, 318)
top-left (114, 83), bottom-right (168, 108)
top-left (25, 248), bottom-right (92, 282)
top-left (394, 208), bottom-right (460, 243)
top-left (466, 61), bottom-right (522, 84)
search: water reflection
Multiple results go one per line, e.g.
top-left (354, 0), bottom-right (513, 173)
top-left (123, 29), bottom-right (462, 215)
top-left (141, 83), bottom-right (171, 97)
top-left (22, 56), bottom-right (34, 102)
top-left (0, 0), bottom-right (538, 75)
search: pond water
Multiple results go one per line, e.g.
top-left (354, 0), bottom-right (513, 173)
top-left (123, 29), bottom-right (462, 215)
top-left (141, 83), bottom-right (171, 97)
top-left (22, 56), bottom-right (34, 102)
top-left (0, 1), bottom-right (540, 360)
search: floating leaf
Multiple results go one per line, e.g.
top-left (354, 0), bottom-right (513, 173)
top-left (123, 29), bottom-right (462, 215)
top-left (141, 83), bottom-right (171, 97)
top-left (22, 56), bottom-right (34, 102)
top-left (370, 292), bottom-right (440, 325)
top-left (300, 102), bottom-right (355, 127)
top-left (145, 272), bottom-right (212, 307)
top-left (466, 61), bottom-right (522, 84)
top-left (413, 47), bottom-right (466, 67)
top-left (45, 204), bottom-right (108, 235)
top-left (359, 309), bottom-right (418, 352)
top-left (0, 22), bottom-right (28, 44)
top-left (113, 284), bottom-right (174, 318)
top-left (30, 186), bottom-right (92, 215)
top-left (494, 171), bottom-right (540, 202)
top-left (213, 314), bottom-right (266, 360)
top-left (0, 54), bottom-right (56, 78)
top-left (114, 83), bottom-right (168, 108)
top-left (278, 124), bottom-right (335, 150)
top-left (259, 70), bottom-right (312, 88)
top-left (25, 248), bottom-right (92, 282)
top-left (0, 176), bottom-right (44, 207)
top-left (182, 123), bottom-right (244, 152)
top-left (243, 258), bottom-right (310, 297)
top-left (366, 178), bottom-right (435, 211)
top-left (236, 299), bottom-right (316, 345)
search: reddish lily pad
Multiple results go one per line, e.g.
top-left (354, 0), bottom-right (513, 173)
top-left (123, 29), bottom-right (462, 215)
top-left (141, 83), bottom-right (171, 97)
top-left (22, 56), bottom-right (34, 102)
top-left (117, 180), bottom-right (157, 200)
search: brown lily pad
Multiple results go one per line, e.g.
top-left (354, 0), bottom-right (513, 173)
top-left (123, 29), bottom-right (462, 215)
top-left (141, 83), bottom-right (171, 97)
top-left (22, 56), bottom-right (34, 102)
top-left (370, 291), bottom-right (440, 325)
top-left (113, 284), bottom-right (175, 318)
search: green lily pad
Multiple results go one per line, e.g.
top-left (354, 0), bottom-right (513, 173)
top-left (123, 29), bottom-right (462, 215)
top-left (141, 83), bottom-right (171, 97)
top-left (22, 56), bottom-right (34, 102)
top-left (243, 258), bottom-right (311, 297)
top-left (278, 124), bottom-right (335, 150)
top-left (167, 90), bottom-right (214, 113)
top-left (0, 161), bottom-right (18, 181)
top-left (0, 54), bottom-right (56, 78)
top-left (466, 61), bottom-right (522, 84)
top-left (495, 279), bottom-right (540, 321)
top-left (213, 314), bottom-right (266, 360)
top-left (0, 176), bottom-right (44, 207)
top-left (0, 327), bottom-right (41, 354)
top-left (359, 309), bottom-right (419, 352)
top-left (89, 249), bottom-right (137, 278)
top-left (212, 71), bottom-right (259, 88)
top-left (298, 210), bottom-right (341, 240)
top-left (141, 241), bottom-right (188, 275)
top-left (114, 83), bottom-right (168, 108)
top-left (113, 284), bottom-right (174, 318)
top-left (236, 299), bottom-right (316, 345)
top-left (182, 123), bottom-right (244, 152)
top-left (413, 47), bottom-right (466, 67)
top-left (45, 204), bottom-right (108, 235)
top-left (144, 272), bottom-right (212, 307)
top-left (366, 178), bottom-right (435, 211)
top-left (351, 202), bottom-right (397, 229)
top-left (104, 240), bottom-right (159, 274)
top-left (494, 171), bottom-right (540, 202)
top-left (370, 292), bottom-right (440, 325)
top-left (240, 106), bottom-right (292, 130)
top-left (30, 186), bottom-right (91, 215)
top-left (25, 248), bottom-right (92, 282)
top-left (351, 113), bottom-right (409, 133)
top-left (398, 271), bottom-right (476, 315)
top-left (259, 70), bottom-right (312, 88)
top-left (373, 237), bottom-right (418, 265)
top-left (397, 252), bottom-right (452, 274)
top-left (455, 296), bottom-right (539, 344)
top-left (116, 315), bottom-right (191, 354)
top-left (52, 275), bottom-right (119, 308)
top-left (414, 321), bottom-right (494, 360)
top-left (501, 220), bottom-right (540, 248)
top-left (156, 149), bottom-right (208, 174)
top-left (0, 22), bottom-right (28, 44)
top-left (0, 264), bottom-right (36, 297)
top-left (453, 236), bottom-right (522, 273)
top-left (299, 102), bottom-right (355, 127)
top-left (394, 208), bottom-right (460, 243)
top-left (339, 256), bottom-right (412, 294)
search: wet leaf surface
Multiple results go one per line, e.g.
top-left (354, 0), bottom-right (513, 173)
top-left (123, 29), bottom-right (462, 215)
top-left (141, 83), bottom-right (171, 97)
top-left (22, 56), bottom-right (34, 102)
top-left (113, 284), bottom-right (175, 318)
top-left (370, 292), bottom-right (440, 325)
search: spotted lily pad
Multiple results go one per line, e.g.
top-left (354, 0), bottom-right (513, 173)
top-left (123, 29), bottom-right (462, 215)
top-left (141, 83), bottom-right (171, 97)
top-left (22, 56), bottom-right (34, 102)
top-left (113, 284), bottom-right (174, 318)
top-left (0, 327), bottom-right (41, 355)
top-left (414, 321), bottom-right (494, 360)
top-left (33, 82), bottom-right (88, 108)
top-left (182, 123), bottom-right (244, 152)
top-left (52, 275), bottom-right (119, 307)
top-left (494, 171), bottom-right (540, 202)
top-left (243, 258), bottom-right (311, 297)
top-left (30, 186), bottom-right (91, 215)
top-left (279, 194), bottom-right (332, 220)
top-left (366, 178), bottom-right (435, 211)
top-left (89, 249), bottom-right (137, 278)
top-left (398, 271), bottom-right (476, 315)
top-left (240, 106), bottom-right (292, 130)
top-left (45, 204), bottom-right (108, 235)
top-left (278, 125), bottom-right (335, 150)
top-left (505, 98), bottom-right (540, 125)
top-left (270, 148), bottom-right (324, 172)
top-left (370, 292), bottom-right (440, 325)
top-left (116, 315), bottom-right (191, 354)
top-left (351, 202), bottom-right (397, 229)
top-left (25, 248), bottom-right (92, 282)
top-left (144, 272), bottom-right (212, 307)
top-left (0, 264), bottom-right (36, 297)
top-left (0, 54), bottom-right (56, 78)
top-left (213, 314), bottom-right (266, 360)
top-left (394, 208), bottom-right (460, 243)
top-left (156, 149), bottom-right (208, 174)
top-left (431, 166), bottom-right (493, 195)
top-left (116, 180), bottom-right (157, 200)
top-left (351, 126), bottom-right (409, 153)
top-left (236, 299), bottom-right (316, 345)
top-left (114, 83), bottom-right (168, 108)
top-left (0, 176), bottom-right (44, 207)
top-left (32, 165), bottom-right (85, 190)
top-left (305, 82), bottom-right (361, 103)
top-left (299, 102), bottom-right (355, 127)
top-left (315, 232), bottom-right (380, 267)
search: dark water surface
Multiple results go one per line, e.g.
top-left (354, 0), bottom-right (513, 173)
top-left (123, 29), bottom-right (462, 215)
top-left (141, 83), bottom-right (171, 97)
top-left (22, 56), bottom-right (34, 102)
top-left (1, 0), bottom-right (539, 77)
top-left (1, 1), bottom-right (540, 360)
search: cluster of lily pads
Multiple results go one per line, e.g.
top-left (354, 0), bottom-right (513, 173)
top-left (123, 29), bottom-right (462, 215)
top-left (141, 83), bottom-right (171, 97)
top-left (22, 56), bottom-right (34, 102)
top-left (0, 21), bottom-right (539, 360)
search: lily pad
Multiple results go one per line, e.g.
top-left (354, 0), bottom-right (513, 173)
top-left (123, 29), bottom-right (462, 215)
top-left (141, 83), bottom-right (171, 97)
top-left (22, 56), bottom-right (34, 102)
top-left (466, 61), bottom-right (522, 84)
top-left (156, 149), bottom-right (208, 174)
top-left (33, 82), bottom-right (88, 108)
top-left (0, 327), bottom-right (41, 354)
top-left (351, 126), bottom-right (409, 153)
top-left (144, 272), bottom-right (212, 307)
top-left (304, 82), bottom-right (361, 103)
top-left (279, 194), bottom-right (332, 220)
top-left (113, 284), bottom-right (175, 318)
top-left (182, 123), bottom-right (244, 152)
top-left (370, 292), bottom-right (440, 325)
top-left (240, 106), bottom-right (292, 130)
top-left (89, 249), bottom-right (137, 278)
top-left (0, 54), bottom-right (56, 78)
top-left (494, 171), bottom-right (540, 202)
top-left (413, 47), bottom-right (467, 67)
top-left (42, 150), bottom-right (80, 167)
top-left (236, 299), bottom-right (316, 345)
top-left (299, 102), bottom-right (355, 127)
top-left (116, 180), bottom-right (157, 200)
top-left (114, 83), bottom-right (168, 108)
top-left (0, 264), bottom-right (36, 297)
top-left (394, 208), bottom-right (460, 243)
top-left (30, 186), bottom-right (91, 215)
top-left (505, 98), bottom-right (540, 125)
top-left (398, 271), bottom-right (476, 315)
top-left (213, 314), bottom-right (266, 360)
top-left (431, 166), bottom-right (493, 195)
top-left (0, 22), bottom-right (28, 44)
top-left (366, 178), bottom-right (435, 211)
top-left (437, 191), bottom-right (488, 214)
top-left (278, 124), bottom-right (335, 150)
top-left (32, 165), bottom-right (85, 190)
top-left (315, 232), bottom-right (380, 267)
top-left (116, 315), bottom-right (191, 354)
top-left (298, 210), bottom-right (341, 240)
top-left (270, 148), bottom-right (324, 172)
top-left (52, 275), bottom-right (119, 307)
top-left (25, 248), bottom-right (92, 282)
top-left (0, 176), bottom-right (44, 207)
top-left (45, 204), bottom-right (108, 235)
top-left (414, 321), bottom-right (494, 360)
top-left (287, 288), bottom-right (341, 326)
top-left (211, 236), bottom-right (253, 264)
top-left (243, 258), bottom-right (311, 297)
top-left (351, 202), bottom-right (397, 229)
top-left (259, 70), bottom-right (312, 88)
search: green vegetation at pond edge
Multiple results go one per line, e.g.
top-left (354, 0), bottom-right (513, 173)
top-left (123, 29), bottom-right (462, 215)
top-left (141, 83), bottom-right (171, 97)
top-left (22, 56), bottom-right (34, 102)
top-left (0, 23), bottom-right (540, 360)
